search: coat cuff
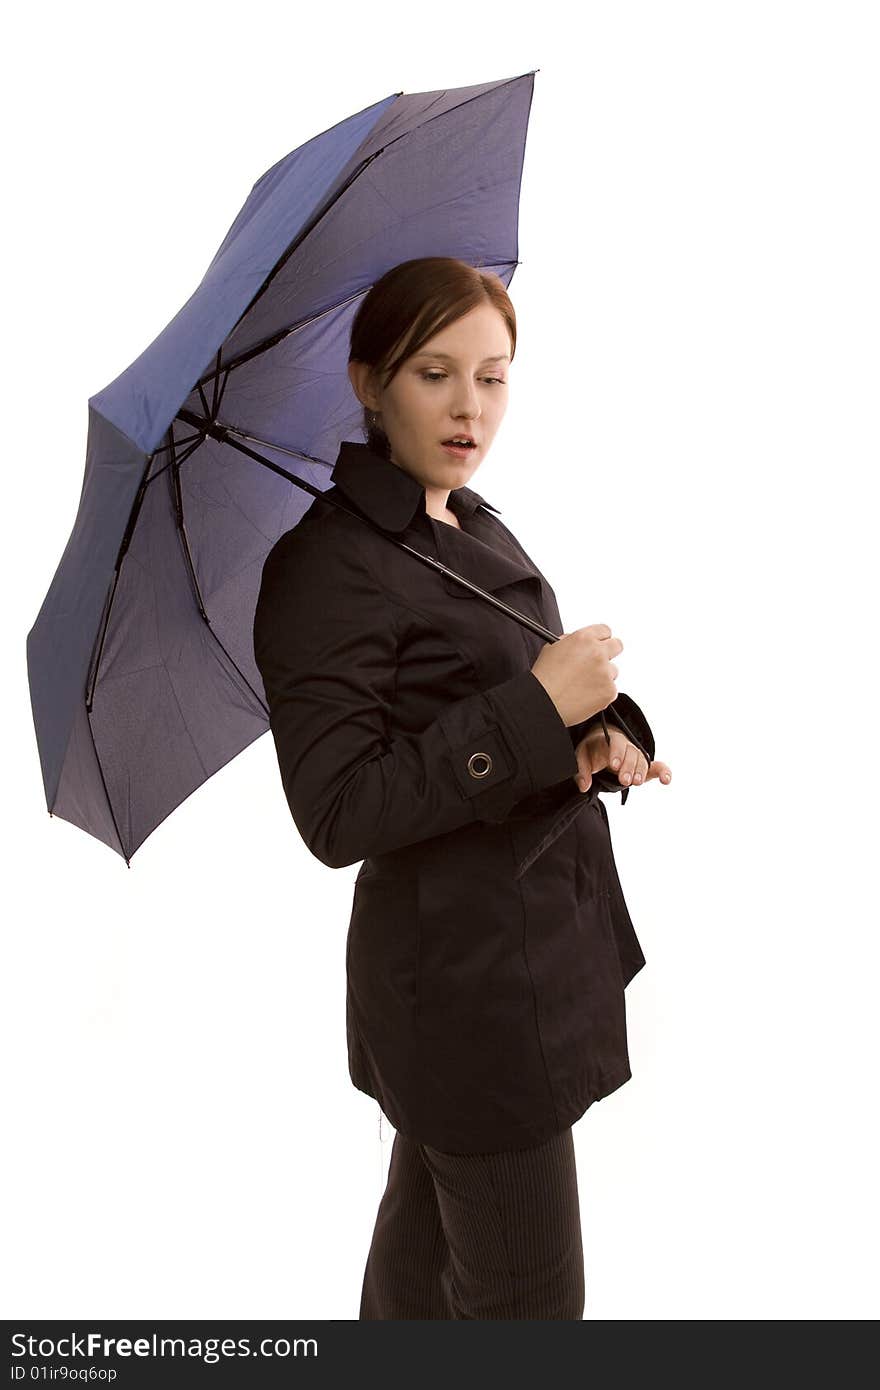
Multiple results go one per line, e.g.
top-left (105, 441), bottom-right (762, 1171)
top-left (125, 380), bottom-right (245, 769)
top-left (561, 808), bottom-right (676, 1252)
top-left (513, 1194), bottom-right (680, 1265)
top-left (436, 670), bottom-right (578, 825)
top-left (487, 669), bottom-right (580, 794)
top-left (605, 692), bottom-right (655, 764)
top-left (567, 693), bottom-right (656, 806)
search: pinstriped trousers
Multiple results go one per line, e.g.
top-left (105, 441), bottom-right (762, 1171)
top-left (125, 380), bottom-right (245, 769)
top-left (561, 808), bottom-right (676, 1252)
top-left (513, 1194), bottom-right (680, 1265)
top-left (358, 1126), bottom-right (585, 1320)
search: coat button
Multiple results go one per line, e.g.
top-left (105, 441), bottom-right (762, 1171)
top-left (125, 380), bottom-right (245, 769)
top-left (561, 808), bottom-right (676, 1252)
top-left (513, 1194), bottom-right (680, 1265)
top-left (467, 751), bottom-right (493, 778)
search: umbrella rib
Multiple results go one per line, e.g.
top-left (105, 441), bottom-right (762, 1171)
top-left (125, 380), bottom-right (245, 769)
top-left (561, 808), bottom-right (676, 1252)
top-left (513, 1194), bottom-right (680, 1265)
top-left (196, 286), bottom-right (368, 386)
top-left (173, 410), bottom-right (331, 476)
top-left (197, 151), bottom-right (387, 388)
top-left (86, 460), bottom-right (155, 712)
top-left (194, 262), bottom-right (514, 396)
top-left (85, 702), bottom-right (132, 866)
top-left (86, 429), bottom-right (269, 794)
top-left (204, 72), bottom-right (534, 386)
top-left (150, 430), bottom-right (203, 460)
top-left (146, 431), bottom-right (205, 485)
top-left (165, 437), bottom-right (270, 718)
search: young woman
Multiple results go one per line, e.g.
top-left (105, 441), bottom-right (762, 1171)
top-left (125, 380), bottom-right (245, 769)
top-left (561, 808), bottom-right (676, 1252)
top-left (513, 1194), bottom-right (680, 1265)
top-left (253, 257), bottom-right (672, 1320)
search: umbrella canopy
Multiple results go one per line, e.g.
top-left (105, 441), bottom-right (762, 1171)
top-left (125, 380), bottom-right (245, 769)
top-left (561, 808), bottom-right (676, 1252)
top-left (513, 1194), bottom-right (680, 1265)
top-left (27, 71), bottom-right (542, 865)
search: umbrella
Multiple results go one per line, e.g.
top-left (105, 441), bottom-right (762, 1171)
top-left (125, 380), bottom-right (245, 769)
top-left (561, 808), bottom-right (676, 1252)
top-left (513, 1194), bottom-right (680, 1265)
top-left (27, 69), bottom-right (648, 866)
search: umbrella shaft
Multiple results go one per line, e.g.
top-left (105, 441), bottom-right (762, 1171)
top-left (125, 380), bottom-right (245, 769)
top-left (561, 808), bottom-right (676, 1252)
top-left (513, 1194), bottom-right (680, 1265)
top-left (174, 411), bottom-right (637, 752)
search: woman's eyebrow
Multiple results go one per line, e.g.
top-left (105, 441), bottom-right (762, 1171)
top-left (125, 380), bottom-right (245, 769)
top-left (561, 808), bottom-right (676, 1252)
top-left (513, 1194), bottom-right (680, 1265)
top-left (412, 351), bottom-right (510, 363)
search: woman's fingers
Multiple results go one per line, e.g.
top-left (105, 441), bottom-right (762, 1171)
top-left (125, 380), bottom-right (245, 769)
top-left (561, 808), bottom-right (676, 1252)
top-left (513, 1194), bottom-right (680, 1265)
top-left (618, 745), bottom-right (640, 786)
top-left (578, 731), bottom-right (671, 792)
top-left (614, 745), bottom-right (673, 788)
top-left (646, 759), bottom-right (672, 784)
top-left (574, 741), bottom-right (593, 792)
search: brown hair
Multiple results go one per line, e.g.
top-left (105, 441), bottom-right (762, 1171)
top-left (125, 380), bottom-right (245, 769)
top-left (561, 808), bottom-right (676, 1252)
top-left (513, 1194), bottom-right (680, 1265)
top-left (348, 257), bottom-right (517, 459)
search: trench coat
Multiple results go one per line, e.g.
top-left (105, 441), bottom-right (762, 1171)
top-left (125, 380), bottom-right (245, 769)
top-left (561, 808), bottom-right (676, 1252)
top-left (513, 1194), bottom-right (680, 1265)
top-left (252, 439), bottom-right (656, 1155)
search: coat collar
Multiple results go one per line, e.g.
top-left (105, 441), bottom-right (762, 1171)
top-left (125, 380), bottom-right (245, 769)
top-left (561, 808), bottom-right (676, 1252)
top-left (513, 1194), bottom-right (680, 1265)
top-left (329, 439), bottom-right (501, 534)
top-left (328, 439), bottom-right (541, 601)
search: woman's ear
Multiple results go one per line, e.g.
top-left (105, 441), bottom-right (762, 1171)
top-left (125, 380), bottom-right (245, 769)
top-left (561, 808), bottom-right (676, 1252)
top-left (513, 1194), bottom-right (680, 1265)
top-left (348, 359), bottom-right (379, 412)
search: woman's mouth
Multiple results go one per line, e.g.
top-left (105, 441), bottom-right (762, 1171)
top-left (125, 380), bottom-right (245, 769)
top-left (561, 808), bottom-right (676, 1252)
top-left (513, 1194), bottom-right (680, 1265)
top-left (440, 439), bottom-right (478, 458)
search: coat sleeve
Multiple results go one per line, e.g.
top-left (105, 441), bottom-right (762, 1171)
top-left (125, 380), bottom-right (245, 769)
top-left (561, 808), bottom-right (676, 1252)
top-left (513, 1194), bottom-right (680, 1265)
top-left (568, 692), bottom-right (656, 804)
top-left (252, 528), bottom-right (585, 868)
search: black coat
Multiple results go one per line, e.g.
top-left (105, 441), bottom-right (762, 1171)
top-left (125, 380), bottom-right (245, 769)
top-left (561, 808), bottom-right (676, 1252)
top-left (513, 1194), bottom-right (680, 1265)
top-left (253, 440), bottom-right (656, 1154)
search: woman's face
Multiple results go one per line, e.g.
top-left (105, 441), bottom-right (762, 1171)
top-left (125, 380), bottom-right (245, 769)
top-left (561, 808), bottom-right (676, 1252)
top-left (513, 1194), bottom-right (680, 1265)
top-left (354, 302), bottom-right (511, 493)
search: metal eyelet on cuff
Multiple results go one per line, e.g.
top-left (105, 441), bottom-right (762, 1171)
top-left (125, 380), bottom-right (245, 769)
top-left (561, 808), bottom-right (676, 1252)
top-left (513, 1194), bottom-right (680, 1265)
top-left (467, 751), bottom-right (493, 779)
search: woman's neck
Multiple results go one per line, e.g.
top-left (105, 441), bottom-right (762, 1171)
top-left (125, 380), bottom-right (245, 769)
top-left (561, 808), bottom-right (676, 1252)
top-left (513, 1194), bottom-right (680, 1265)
top-left (424, 488), bottom-right (462, 528)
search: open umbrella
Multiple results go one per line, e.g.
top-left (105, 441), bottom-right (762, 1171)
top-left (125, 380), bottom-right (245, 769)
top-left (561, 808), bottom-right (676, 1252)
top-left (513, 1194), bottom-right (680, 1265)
top-left (27, 69), bottom-right (647, 866)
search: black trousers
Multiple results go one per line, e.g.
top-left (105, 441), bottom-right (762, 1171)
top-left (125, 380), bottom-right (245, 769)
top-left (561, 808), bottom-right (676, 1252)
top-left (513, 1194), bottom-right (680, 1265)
top-left (358, 1125), bottom-right (585, 1319)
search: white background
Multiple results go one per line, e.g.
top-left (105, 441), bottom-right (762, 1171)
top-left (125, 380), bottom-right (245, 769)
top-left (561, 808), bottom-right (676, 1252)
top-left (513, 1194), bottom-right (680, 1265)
top-left (4, 0), bottom-right (877, 1321)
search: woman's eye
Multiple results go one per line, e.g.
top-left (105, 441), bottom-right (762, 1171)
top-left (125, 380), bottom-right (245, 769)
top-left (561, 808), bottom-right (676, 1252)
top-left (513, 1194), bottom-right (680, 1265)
top-left (421, 371), bottom-right (506, 385)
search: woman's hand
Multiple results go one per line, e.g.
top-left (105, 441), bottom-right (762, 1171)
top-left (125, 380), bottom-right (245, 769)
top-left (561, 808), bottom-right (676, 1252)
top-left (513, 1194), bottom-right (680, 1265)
top-left (573, 725), bottom-right (672, 794)
top-left (531, 623), bottom-right (624, 727)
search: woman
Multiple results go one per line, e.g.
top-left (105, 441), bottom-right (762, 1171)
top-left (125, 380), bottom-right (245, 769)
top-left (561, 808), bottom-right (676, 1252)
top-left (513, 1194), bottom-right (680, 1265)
top-left (253, 257), bottom-right (672, 1320)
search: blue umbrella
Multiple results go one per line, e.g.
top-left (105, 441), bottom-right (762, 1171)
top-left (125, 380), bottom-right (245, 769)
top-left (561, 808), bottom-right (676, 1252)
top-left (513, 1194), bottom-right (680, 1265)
top-left (27, 69), bottom-right (645, 865)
